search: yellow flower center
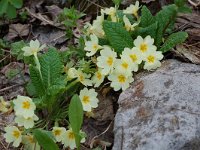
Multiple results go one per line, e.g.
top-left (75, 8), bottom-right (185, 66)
top-left (96, 72), bottom-right (102, 80)
top-left (92, 44), bottom-right (98, 50)
top-left (140, 43), bottom-right (148, 52)
top-left (82, 96), bottom-right (90, 104)
top-left (130, 54), bottom-right (137, 62)
top-left (118, 75), bottom-right (126, 83)
top-left (121, 62), bottom-right (128, 69)
top-left (31, 48), bottom-right (38, 54)
top-left (125, 25), bottom-right (130, 31)
top-left (27, 136), bottom-right (35, 143)
top-left (107, 57), bottom-right (113, 66)
top-left (22, 101), bottom-right (31, 109)
top-left (12, 130), bottom-right (20, 139)
top-left (68, 131), bottom-right (75, 140)
top-left (54, 130), bottom-right (61, 136)
top-left (147, 55), bottom-right (155, 63)
top-left (79, 75), bottom-right (84, 82)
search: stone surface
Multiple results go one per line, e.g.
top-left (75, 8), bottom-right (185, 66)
top-left (113, 59), bottom-right (200, 150)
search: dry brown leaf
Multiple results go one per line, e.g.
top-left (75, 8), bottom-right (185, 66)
top-left (6, 24), bottom-right (29, 40)
top-left (175, 44), bottom-right (200, 64)
top-left (45, 5), bottom-right (62, 22)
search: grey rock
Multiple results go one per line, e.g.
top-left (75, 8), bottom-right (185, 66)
top-left (113, 60), bottom-right (200, 150)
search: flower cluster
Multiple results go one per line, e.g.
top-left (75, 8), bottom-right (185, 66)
top-left (66, 68), bottom-right (99, 112)
top-left (4, 96), bottom-right (40, 148)
top-left (52, 127), bottom-right (85, 149)
top-left (82, 1), bottom-right (163, 91)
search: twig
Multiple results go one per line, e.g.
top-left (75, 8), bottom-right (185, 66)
top-left (187, 41), bottom-right (200, 46)
top-left (90, 120), bottom-right (113, 148)
top-left (188, 0), bottom-right (200, 7)
top-left (25, 7), bottom-right (65, 30)
top-left (86, 0), bottom-right (104, 9)
top-left (0, 83), bottom-right (25, 93)
top-left (0, 139), bottom-right (7, 150)
top-left (0, 55), bottom-right (10, 63)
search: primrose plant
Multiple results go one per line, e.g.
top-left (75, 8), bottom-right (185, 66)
top-left (2, 0), bottom-right (189, 149)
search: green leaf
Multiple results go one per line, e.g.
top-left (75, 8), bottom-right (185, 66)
top-left (178, 6), bottom-right (192, 13)
top-left (69, 94), bottom-right (83, 150)
top-left (9, 0), bottom-right (23, 8)
top-left (134, 22), bottom-right (158, 40)
top-left (26, 81), bottom-right (37, 97)
top-left (174, 0), bottom-right (186, 7)
top-left (175, 0), bottom-right (192, 13)
top-left (103, 20), bottom-right (133, 54)
top-left (33, 129), bottom-right (59, 150)
top-left (112, 0), bottom-right (122, 5)
top-left (155, 4), bottom-right (178, 48)
top-left (10, 40), bottom-right (26, 60)
top-left (0, 0), bottom-right (8, 15)
top-left (40, 48), bottom-right (63, 88)
top-left (159, 31), bottom-right (188, 53)
top-left (140, 6), bottom-right (155, 28)
top-left (29, 65), bottom-right (46, 97)
top-left (6, 4), bottom-right (17, 19)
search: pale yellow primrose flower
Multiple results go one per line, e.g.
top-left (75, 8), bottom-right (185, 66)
top-left (123, 15), bottom-right (138, 31)
top-left (0, 96), bottom-right (10, 113)
top-left (22, 40), bottom-right (46, 56)
top-left (92, 69), bottom-right (105, 87)
top-left (102, 7), bottom-right (117, 22)
top-left (97, 46), bottom-right (117, 75)
top-left (77, 69), bottom-right (92, 86)
top-left (114, 51), bottom-right (137, 74)
top-left (67, 68), bottom-right (78, 80)
top-left (85, 13), bottom-right (105, 38)
top-left (79, 88), bottom-right (99, 112)
top-left (52, 127), bottom-right (66, 142)
top-left (15, 114), bottom-right (39, 129)
top-left (4, 126), bottom-right (22, 147)
top-left (84, 34), bottom-right (102, 57)
top-left (13, 95), bottom-right (36, 119)
top-left (22, 134), bottom-right (40, 150)
top-left (134, 35), bottom-right (157, 59)
top-left (62, 128), bottom-right (85, 149)
top-left (123, 1), bottom-right (140, 18)
top-left (122, 47), bottom-right (143, 65)
top-left (143, 50), bottom-right (164, 71)
top-left (108, 70), bottom-right (134, 91)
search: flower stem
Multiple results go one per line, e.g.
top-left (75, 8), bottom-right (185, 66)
top-left (65, 79), bottom-right (79, 91)
top-left (34, 53), bottom-right (43, 81)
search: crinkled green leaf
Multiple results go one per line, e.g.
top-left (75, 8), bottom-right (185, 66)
top-left (33, 129), bottom-right (59, 150)
top-left (103, 20), bottom-right (133, 54)
top-left (47, 84), bottom-right (65, 96)
top-left (29, 65), bottom-right (46, 97)
top-left (0, 0), bottom-right (8, 15)
top-left (6, 4), bottom-right (17, 19)
top-left (140, 6), bottom-right (155, 28)
top-left (9, 0), bottom-right (23, 8)
top-left (40, 48), bottom-right (63, 88)
top-left (134, 22), bottom-right (158, 40)
top-left (26, 81), bottom-right (37, 97)
top-left (160, 31), bottom-right (188, 53)
top-left (69, 94), bottom-right (83, 150)
top-left (155, 4), bottom-right (178, 48)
